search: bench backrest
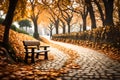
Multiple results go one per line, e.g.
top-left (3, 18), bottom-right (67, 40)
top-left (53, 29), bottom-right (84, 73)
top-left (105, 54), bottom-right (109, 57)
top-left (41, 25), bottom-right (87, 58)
top-left (23, 40), bottom-right (40, 46)
top-left (23, 40), bottom-right (40, 50)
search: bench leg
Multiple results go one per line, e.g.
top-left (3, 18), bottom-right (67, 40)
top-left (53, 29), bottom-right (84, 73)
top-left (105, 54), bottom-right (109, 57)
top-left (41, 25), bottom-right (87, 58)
top-left (36, 53), bottom-right (39, 58)
top-left (31, 48), bottom-right (35, 63)
top-left (44, 47), bottom-right (48, 60)
top-left (44, 52), bottom-right (48, 60)
top-left (25, 53), bottom-right (28, 63)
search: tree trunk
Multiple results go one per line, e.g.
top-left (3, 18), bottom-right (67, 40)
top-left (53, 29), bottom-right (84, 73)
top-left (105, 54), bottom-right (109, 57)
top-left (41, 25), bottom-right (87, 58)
top-left (2, 0), bottom-right (18, 44)
top-left (80, 5), bottom-right (88, 31)
top-left (79, 24), bottom-right (82, 32)
top-left (50, 30), bottom-right (52, 38)
top-left (68, 23), bottom-right (70, 33)
top-left (55, 25), bottom-right (59, 34)
top-left (33, 18), bottom-right (39, 39)
top-left (62, 21), bottom-right (66, 34)
top-left (103, 0), bottom-right (114, 26)
top-left (94, 0), bottom-right (105, 26)
top-left (86, 0), bottom-right (96, 29)
top-left (1, 0), bottom-right (18, 62)
top-left (63, 26), bottom-right (66, 34)
top-left (55, 19), bottom-right (59, 34)
top-left (118, 0), bottom-right (120, 23)
top-left (82, 16), bottom-right (87, 31)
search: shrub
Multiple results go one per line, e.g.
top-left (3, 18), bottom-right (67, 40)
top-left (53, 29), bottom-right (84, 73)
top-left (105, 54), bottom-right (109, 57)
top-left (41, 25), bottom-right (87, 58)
top-left (52, 26), bottom-right (120, 52)
top-left (11, 24), bottom-right (29, 35)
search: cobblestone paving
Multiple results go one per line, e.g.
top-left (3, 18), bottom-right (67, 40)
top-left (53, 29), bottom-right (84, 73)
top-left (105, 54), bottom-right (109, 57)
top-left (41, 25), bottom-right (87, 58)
top-left (39, 40), bottom-right (120, 80)
top-left (37, 47), bottom-right (70, 70)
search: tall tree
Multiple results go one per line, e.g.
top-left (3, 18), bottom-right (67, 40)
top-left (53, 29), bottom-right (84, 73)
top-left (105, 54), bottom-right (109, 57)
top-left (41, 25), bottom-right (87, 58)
top-left (86, 0), bottom-right (96, 29)
top-left (0, 0), bottom-right (18, 62)
top-left (61, 9), bottom-right (73, 33)
top-left (93, 0), bottom-right (105, 26)
top-left (48, 11), bottom-right (60, 34)
top-left (27, 0), bottom-right (46, 39)
top-left (0, 0), bottom-right (27, 44)
top-left (2, 0), bottom-right (18, 44)
top-left (73, 0), bottom-right (88, 31)
top-left (59, 18), bottom-right (66, 34)
top-left (102, 0), bottom-right (114, 26)
top-left (117, 0), bottom-right (120, 23)
top-left (58, 0), bottom-right (74, 33)
top-left (46, 0), bottom-right (61, 34)
top-left (27, 0), bottom-right (39, 39)
top-left (81, 5), bottom-right (88, 31)
top-left (47, 23), bottom-right (54, 38)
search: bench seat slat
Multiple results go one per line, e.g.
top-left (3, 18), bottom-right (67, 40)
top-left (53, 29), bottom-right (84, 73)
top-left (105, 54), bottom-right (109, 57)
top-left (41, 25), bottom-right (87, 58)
top-left (25, 50), bottom-right (50, 53)
top-left (35, 50), bottom-right (50, 53)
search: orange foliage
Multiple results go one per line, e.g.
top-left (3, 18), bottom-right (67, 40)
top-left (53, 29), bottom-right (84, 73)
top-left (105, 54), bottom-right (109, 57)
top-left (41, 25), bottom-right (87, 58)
top-left (0, 25), bottom-right (36, 58)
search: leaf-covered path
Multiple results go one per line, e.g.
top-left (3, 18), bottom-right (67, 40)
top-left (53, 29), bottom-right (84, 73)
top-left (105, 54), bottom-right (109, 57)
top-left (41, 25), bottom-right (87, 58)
top-left (0, 38), bottom-right (120, 80)
top-left (43, 39), bottom-right (120, 80)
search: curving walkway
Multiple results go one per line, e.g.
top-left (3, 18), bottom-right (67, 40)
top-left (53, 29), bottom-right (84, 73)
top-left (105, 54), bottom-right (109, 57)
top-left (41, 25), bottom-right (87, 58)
top-left (51, 40), bottom-right (120, 80)
top-left (38, 38), bottom-right (120, 80)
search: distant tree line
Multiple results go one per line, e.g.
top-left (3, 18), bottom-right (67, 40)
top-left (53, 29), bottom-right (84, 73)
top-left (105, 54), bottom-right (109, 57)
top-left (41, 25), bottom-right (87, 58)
top-left (52, 26), bottom-right (120, 48)
top-left (46, 0), bottom-right (117, 35)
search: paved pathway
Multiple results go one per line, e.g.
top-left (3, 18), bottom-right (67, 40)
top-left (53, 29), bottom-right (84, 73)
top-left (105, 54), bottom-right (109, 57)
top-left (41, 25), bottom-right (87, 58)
top-left (37, 47), bottom-right (70, 70)
top-left (38, 39), bottom-right (120, 80)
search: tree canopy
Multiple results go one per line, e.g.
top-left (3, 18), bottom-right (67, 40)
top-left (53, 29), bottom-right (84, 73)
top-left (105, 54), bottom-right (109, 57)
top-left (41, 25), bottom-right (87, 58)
top-left (0, 0), bottom-right (119, 43)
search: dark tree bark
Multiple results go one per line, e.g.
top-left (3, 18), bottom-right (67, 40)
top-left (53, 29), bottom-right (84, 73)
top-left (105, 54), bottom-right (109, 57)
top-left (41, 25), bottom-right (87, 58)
top-left (118, 0), bottom-right (120, 23)
top-left (94, 0), bottom-right (105, 26)
top-left (102, 0), bottom-right (114, 26)
top-left (48, 14), bottom-right (60, 34)
top-left (29, 0), bottom-right (40, 40)
top-left (47, 23), bottom-right (54, 38)
top-left (48, 10), bottom-right (60, 34)
top-left (81, 5), bottom-right (88, 31)
top-left (63, 25), bottom-right (66, 34)
top-left (86, 0), bottom-right (96, 29)
top-left (62, 11), bottom-right (73, 33)
top-left (54, 19), bottom-right (59, 34)
top-left (32, 17), bottom-right (39, 39)
top-left (83, 17), bottom-right (87, 31)
top-left (67, 23), bottom-right (71, 33)
top-left (73, 1), bottom-right (88, 31)
top-left (62, 23), bottom-right (66, 34)
top-left (79, 24), bottom-right (82, 32)
top-left (58, 2), bottom-right (73, 33)
top-left (1, 0), bottom-right (18, 62)
top-left (60, 19), bottom-right (66, 34)
top-left (2, 0), bottom-right (18, 44)
top-left (50, 30), bottom-right (52, 38)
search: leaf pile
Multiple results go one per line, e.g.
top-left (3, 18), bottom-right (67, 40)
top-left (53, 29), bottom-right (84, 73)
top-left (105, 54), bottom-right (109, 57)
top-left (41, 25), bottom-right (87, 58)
top-left (0, 25), bottom-right (36, 58)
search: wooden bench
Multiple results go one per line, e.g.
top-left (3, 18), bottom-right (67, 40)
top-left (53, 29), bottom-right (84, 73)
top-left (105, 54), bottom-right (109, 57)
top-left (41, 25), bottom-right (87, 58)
top-left (23, 40), bottom-right (50, 63)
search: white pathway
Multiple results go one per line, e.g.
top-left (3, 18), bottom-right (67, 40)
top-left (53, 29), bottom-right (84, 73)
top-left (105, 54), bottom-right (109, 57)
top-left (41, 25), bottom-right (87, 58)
top-left (38, 38), bottom-right (120, 80)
